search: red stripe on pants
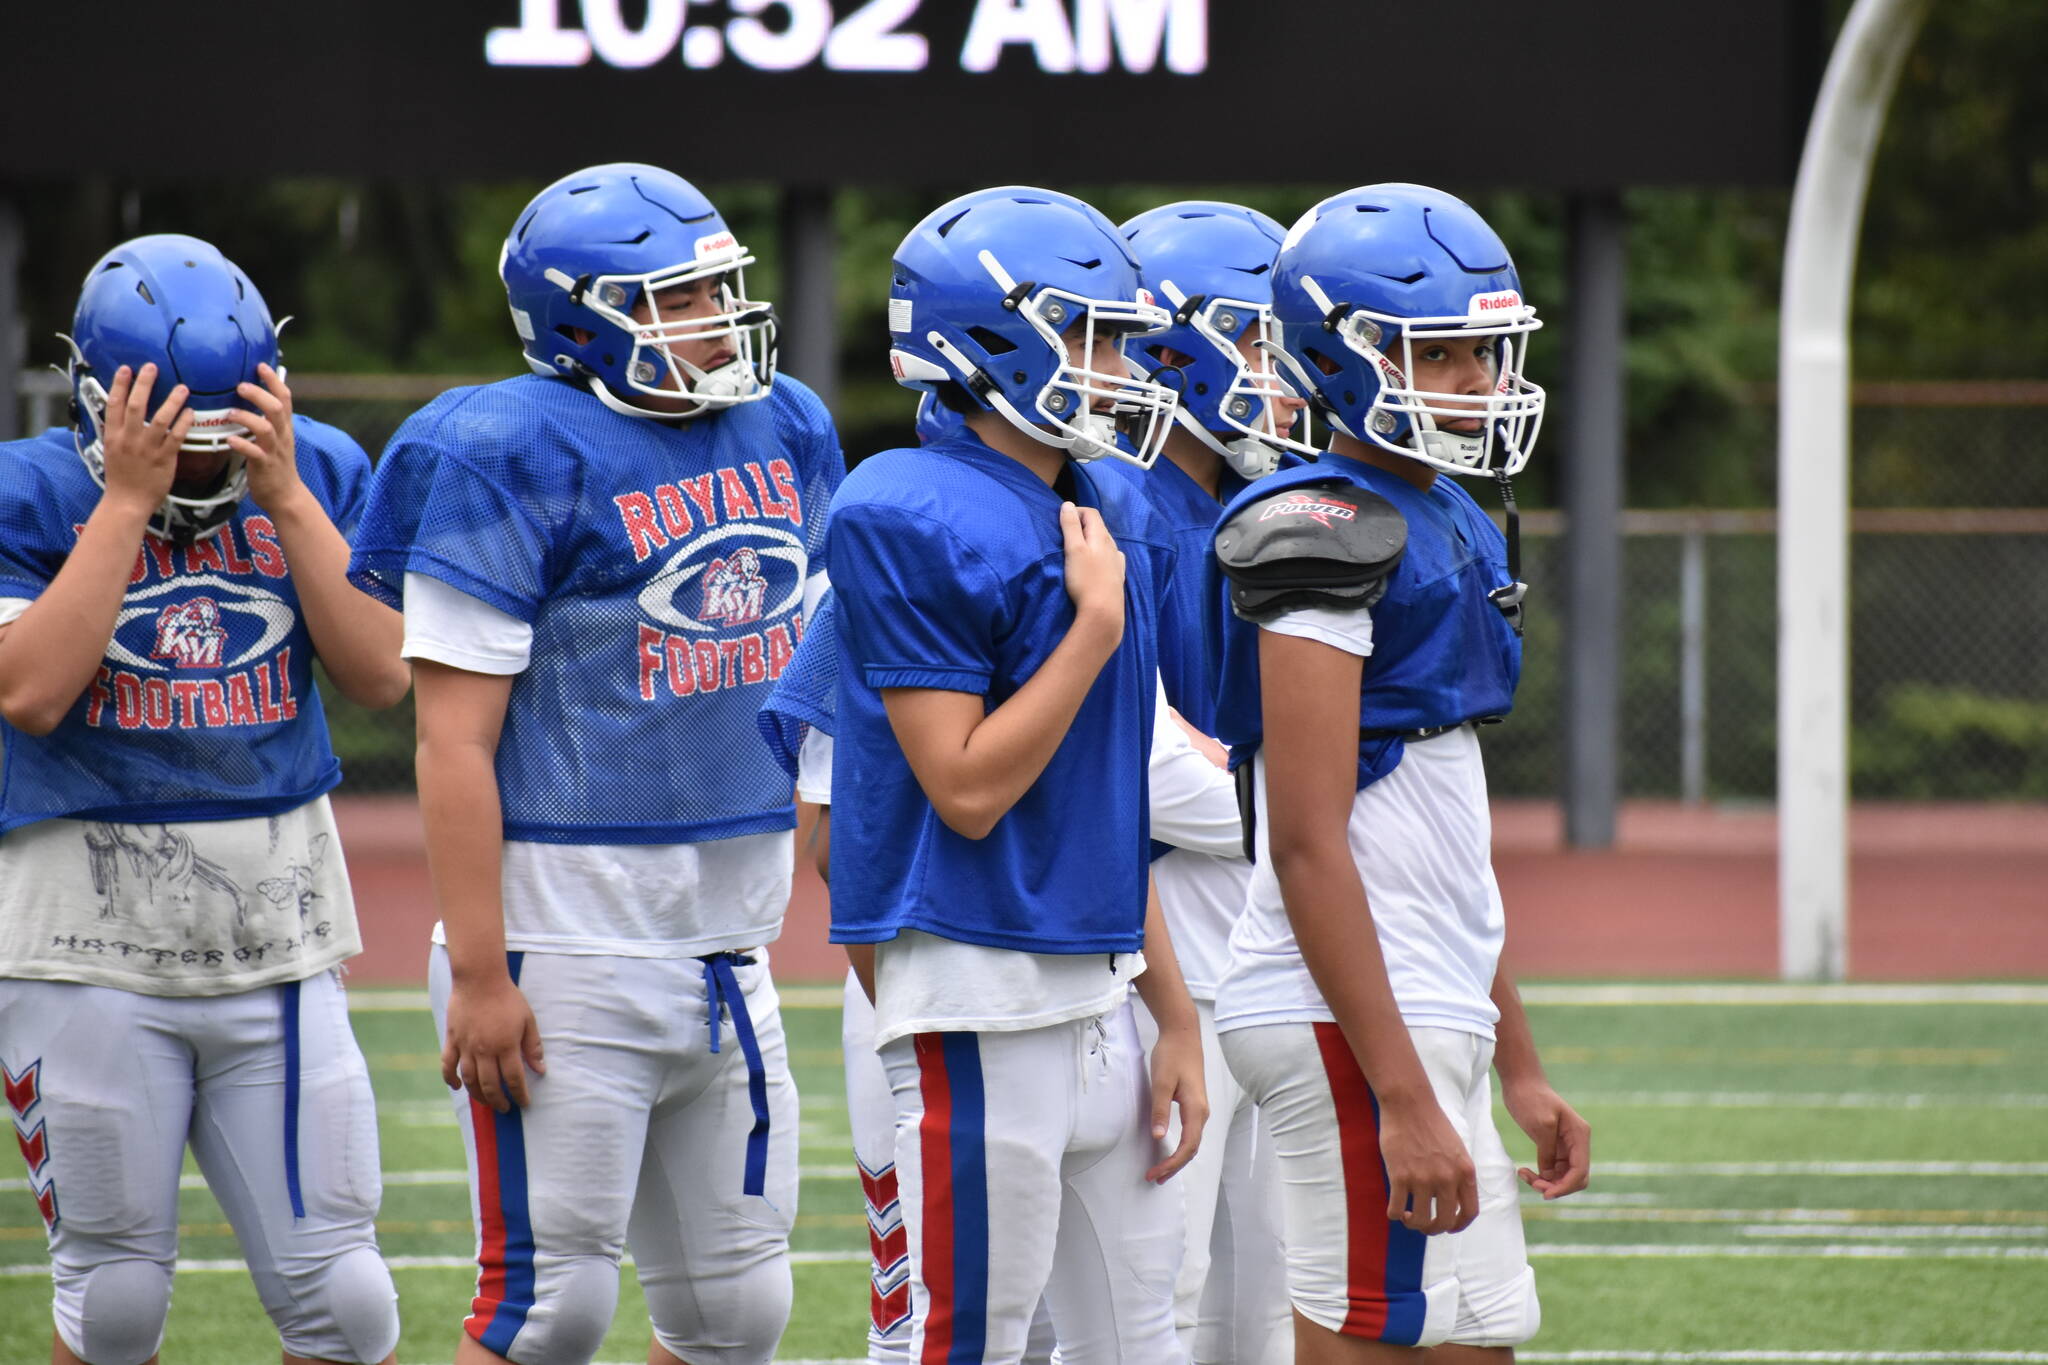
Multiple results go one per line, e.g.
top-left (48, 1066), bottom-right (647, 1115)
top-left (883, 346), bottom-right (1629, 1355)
top-left (1315, 1021), bottom-right (1394, 1339)
top-left (915, 1033), bottom-right (957, 1364)
top-left (464, 1095), bottom-right (509, 1341)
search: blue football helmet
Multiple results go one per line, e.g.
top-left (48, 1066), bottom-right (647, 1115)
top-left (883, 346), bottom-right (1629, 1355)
top-left (888, 186), bottom-right (1176, 468)
top-left (62, 234), bottom-right (277, 544)
top-left (500, 163), bottom-right (775, 420)
top-left (1271, 184), bottom-right (1544, 476)
top-left (1120, 201), bottom-right (1300, 479)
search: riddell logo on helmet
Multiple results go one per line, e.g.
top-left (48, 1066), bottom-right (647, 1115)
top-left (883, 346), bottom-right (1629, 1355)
top-left (1468, 290), bottom-right (1522, 316)
top-left (1259, 491), bottom-right (1358, 528)
top-left (694, 231), bottom-right (738, 259)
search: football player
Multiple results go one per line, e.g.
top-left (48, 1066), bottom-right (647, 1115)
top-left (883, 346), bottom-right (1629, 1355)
top-left (1206, 185), bottom-right (1590, 1362)
top-left (0, 236), bottom-right (408, 1365)
top-left (347, 164), bottom-right (842, 1365)
top-left (826, 185), bottom-right (1208, 1365)
top-left (759, 575), bottom-right (1246, 1363)
top-left (1112, 200), bottom-right (1308, 1365)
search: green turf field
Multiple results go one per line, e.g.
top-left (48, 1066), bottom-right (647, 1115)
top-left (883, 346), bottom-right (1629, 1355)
top-left (3, 983), bottom-right (2045, 1363)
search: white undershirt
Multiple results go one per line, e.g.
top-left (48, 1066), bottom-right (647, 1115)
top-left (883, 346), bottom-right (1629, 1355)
top-left (402, 571), bottom-right (793, 957)
top-left (1214, 605), bottom-right (1504, 1039)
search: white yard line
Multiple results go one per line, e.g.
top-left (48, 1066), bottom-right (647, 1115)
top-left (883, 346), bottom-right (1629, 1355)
top-left (8, 1243), bottom-right (2042, 1277)
top-left (0, 1250), bottom-right (869, 1278)
top-left (1531, 1207), bottom-right (2048, 1227)
top-left (1518, 984), bottom-right (2048, 1006)
top-left (1599, 1161), bottom-right (2048, 1177)
top-left (1574, 1092), bottom-right (2048, 1110)
top-left (2, 1165), bottom-right (861, 1195)
top-left (1521, 1355), bottom-right (2048, 1363)
top-left (342, 982), bottom-right (2048, 1013)
top-left (1528, 1243), bottom-right (2048, 1259)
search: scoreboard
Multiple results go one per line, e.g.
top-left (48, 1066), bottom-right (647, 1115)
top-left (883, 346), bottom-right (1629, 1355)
top-left (0, 1), bottom-right (1820, 186)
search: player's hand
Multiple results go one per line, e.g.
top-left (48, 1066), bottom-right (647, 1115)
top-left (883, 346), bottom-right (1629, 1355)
top-left (98, 363), bottom-right (191, 516)
top-left (1378, 1090), bottom-right (1478, 1234)
top-left (1143, 1019), bottom-right (1208, 1184)
top-left (1059, 501), bottom-right (1126, 640)
top-left (442, 973), bottom-right (547, 1113)
top-left (1503, 1079), bottom-right (1591, 1200)
top-left (226, 364), bottom-right (305, 509)
top-left (1169, 708), bottom-right (1229, 769)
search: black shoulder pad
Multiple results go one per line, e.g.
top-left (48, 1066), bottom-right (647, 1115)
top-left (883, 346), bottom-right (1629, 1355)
top-left (1213, 481), bottom-right (1407, 622)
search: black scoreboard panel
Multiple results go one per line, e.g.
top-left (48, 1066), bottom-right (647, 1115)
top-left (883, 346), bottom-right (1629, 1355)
top-left (0, 1), bottom-right (1821, 186)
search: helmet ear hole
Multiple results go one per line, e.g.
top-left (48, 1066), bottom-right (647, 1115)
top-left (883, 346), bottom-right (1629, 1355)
top-left (965, 326), bottom-right (1017, 357)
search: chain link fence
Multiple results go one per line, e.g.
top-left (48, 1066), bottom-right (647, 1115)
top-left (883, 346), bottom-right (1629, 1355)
top-left (14, 375), bottom-right (2048, 801)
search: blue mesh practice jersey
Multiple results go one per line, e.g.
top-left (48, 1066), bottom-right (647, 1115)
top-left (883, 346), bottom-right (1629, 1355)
top-left (827, 429), bottom-right (1174, 954)
top-left (349, 374), bottom-right (842, 844)
top-left (756, 586), bottom-right (837, 779)
top-left (1209, 451), bottom-right (1522, 792)
top-left (1099, 456), bottom-right (1251, 741)
top-left (0, 421), bottom-right (364, 831)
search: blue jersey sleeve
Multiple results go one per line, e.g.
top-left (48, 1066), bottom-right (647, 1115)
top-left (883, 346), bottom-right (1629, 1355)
top-left (757, 587), bottom-right (839, 776)
top-left (783, 377), bottom-right (844, 568)
top-left (297, 416), bottom-right (373, 540)
top-left (830, 501), bottom-right (1004, 695)
top-left (348, 397), bottom-right (563, 622)
top-left (0, 453), bottom-right (60, 600)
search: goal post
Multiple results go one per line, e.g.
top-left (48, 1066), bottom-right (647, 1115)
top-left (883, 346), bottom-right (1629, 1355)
top-left (1777, 0), bottom-right (1931, 981)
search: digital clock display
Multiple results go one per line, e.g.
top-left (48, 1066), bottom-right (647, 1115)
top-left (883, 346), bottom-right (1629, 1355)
top-left (486, 0), bottom-right (1207, 76)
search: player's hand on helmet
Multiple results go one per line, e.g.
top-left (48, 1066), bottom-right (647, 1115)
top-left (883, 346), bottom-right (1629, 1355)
top-left (1144, 1019), bottom-right (1208, 1184)
top-left (227, 364), bottom-right (303, 509)
top-left (1504, 1079), bottom-right (1591, 1200)
top-left (1378, 1091), bottom-right (1478, 1235)
top-left (99, 363), bottom-right (191, 516)
top-left (442, 973), bottom-right (548, 1113)
top-left (1059, 501), bottom-right (1125, 640)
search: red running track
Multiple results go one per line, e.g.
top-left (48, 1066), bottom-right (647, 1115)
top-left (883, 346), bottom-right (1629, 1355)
top-left (333, 797), bottom-right (2048, 986)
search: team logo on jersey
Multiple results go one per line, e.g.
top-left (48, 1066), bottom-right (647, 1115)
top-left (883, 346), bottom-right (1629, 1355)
top-left (151, 597), bottom-right (230, 668)
top-left (111, 576), bottom-right (295, 675)
top-left (2, 1059), bottom-right (40, 1120)
top-left (1259, 491), bottom-right (1359, 528)
top-left (639, 525), bottom-right (805, 634)
top-left (699, 547), bottom-right (770, 627)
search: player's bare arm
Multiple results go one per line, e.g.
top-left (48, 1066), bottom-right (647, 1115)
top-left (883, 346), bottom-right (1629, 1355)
top-left (415, 660), bottom-right (545, 1113)
top-left (226, 364), bottom-right (409, 709)
top-left (881, 500), bottom-right (1124, 840)
top-left (1491, 965), bottom-right (1591, 1199)
top-left (1132, 873), bottom-right (1210, 1183)
top-left (1260, 626), bottom-right (1479, 1236)
top-left (0, 364), bottom-right (190, 734)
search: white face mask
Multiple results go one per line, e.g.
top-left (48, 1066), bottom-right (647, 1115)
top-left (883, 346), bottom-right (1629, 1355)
top-left (1159, 283), bottom-right (1305, 479)
top-left (1292, 274), bottom-right (1547, 477)
top-left (975, 249), bottom-right (1179, 469)
top-left (542, 242), bottom-right (778, 421)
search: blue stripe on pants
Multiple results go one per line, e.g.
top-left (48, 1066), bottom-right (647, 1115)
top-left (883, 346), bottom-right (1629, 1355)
top-left (942, 1033), bottom-right (988, 1365)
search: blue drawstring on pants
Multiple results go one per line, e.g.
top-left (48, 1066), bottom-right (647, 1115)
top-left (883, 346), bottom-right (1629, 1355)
top-left (700, 952), bottom-right (771, 1198)
top-left (280, 981), bottom-right (305, 1219)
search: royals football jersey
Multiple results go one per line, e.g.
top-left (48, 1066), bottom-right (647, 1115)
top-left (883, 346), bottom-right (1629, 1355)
top-left (827, 429), bottom-right (1174, 955)
top-left (349, 374), bottom-right (842, 845)
top-left (0, 422), bottom-right (363, 832)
